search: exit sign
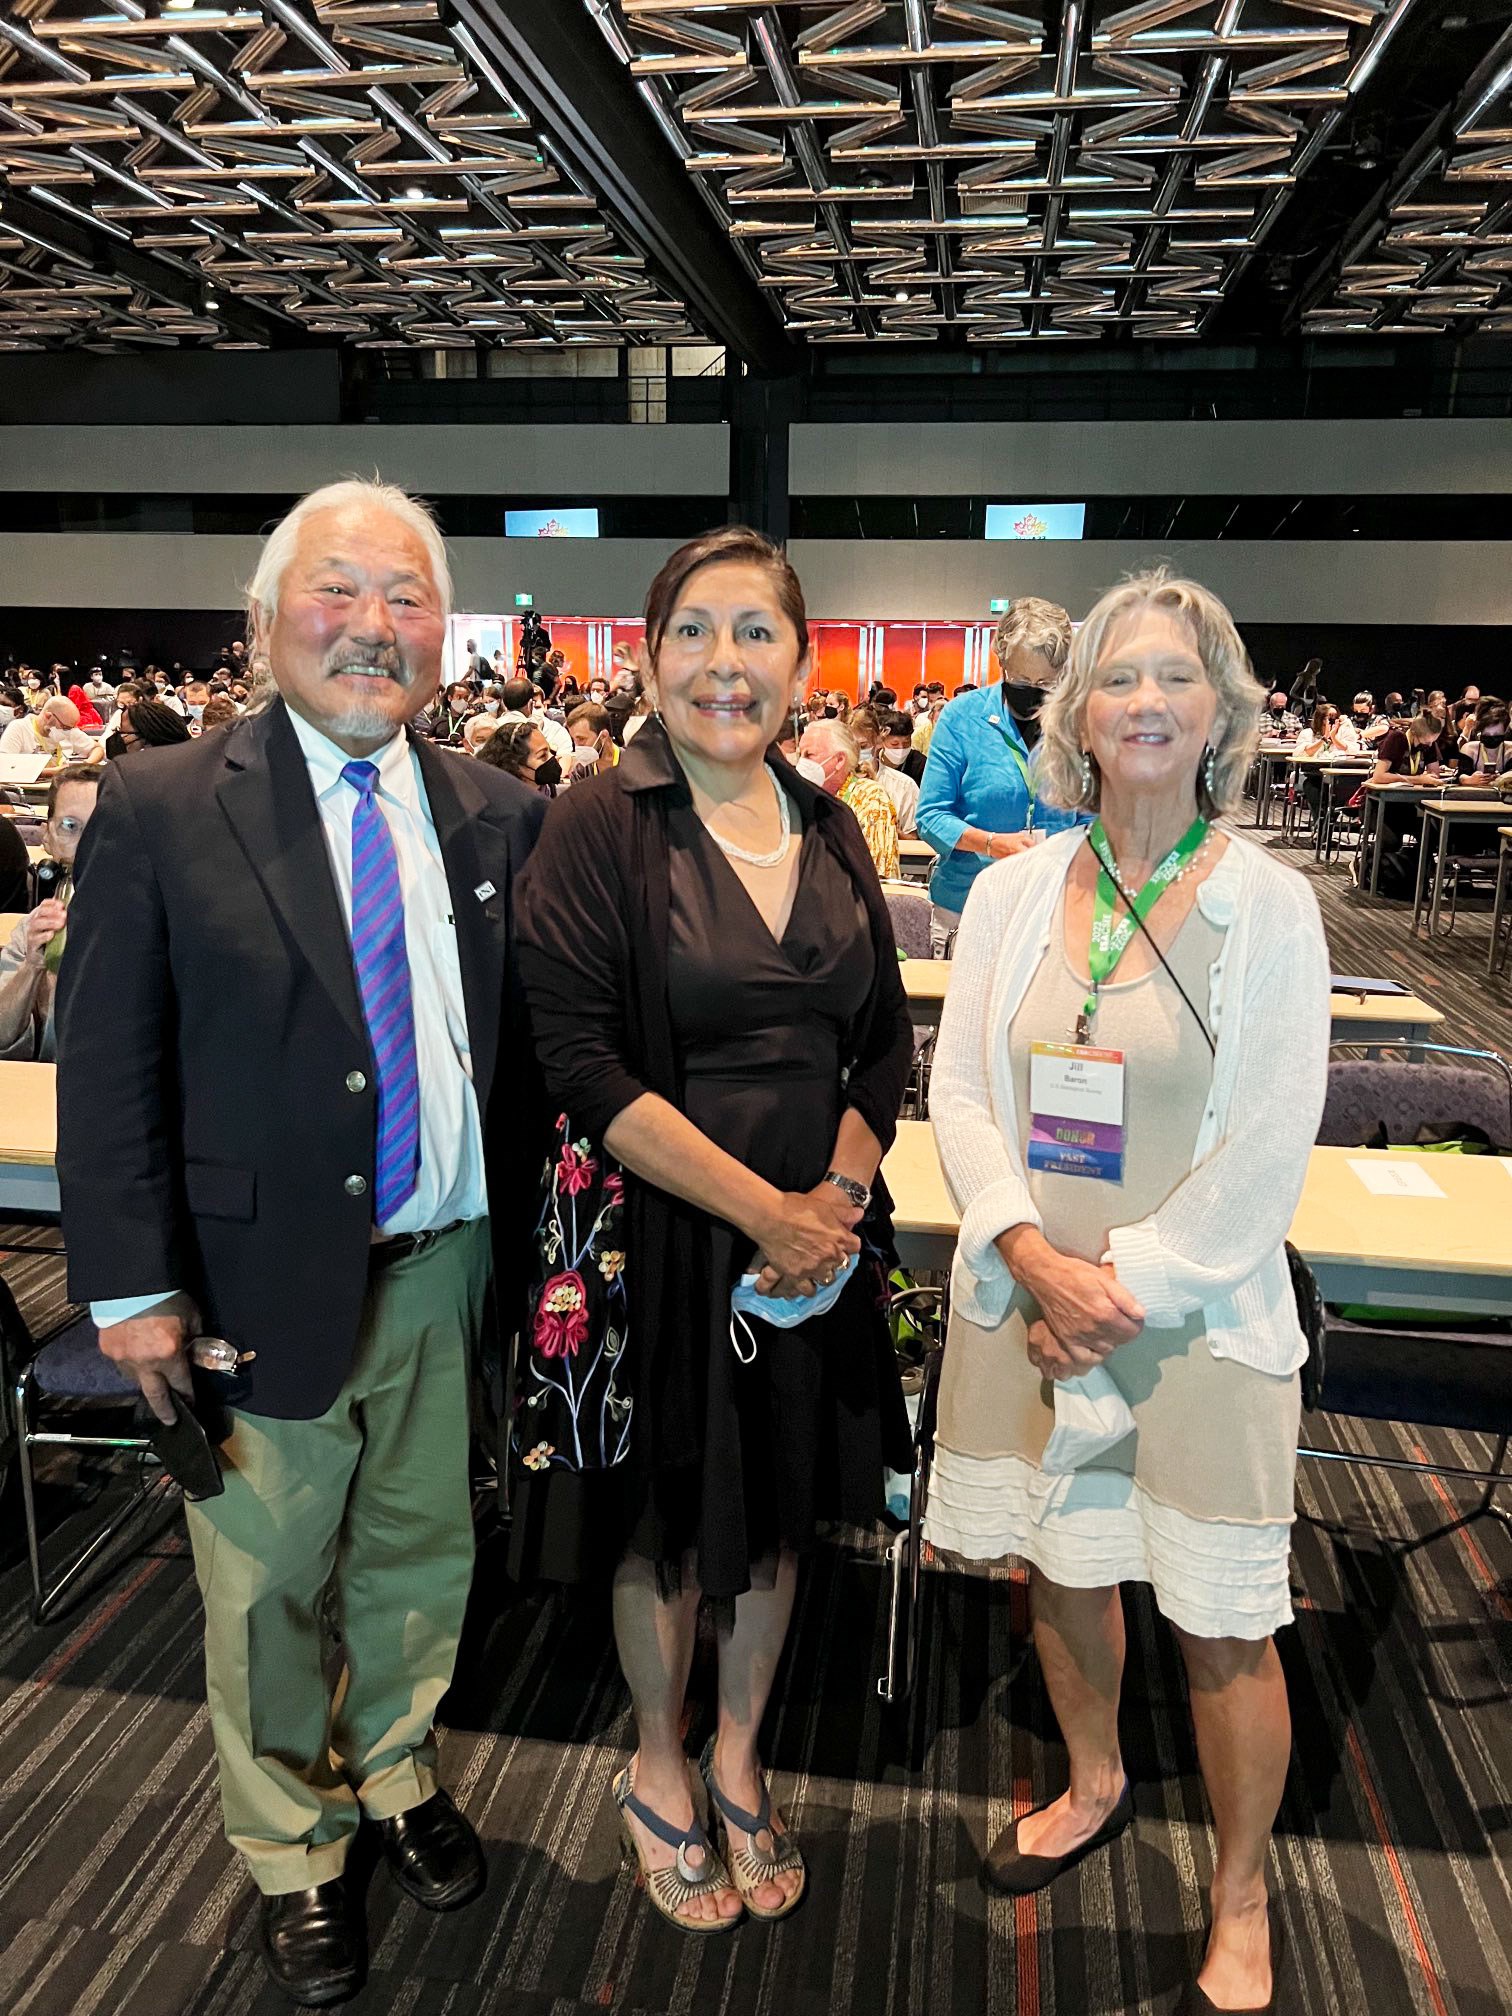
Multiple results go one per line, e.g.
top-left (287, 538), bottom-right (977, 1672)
top-left (514, 592), bottom-right (533, 608)
top-left (990, 598), bottom-right (1010, 613)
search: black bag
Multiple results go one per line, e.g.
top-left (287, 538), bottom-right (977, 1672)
top-left (1286, 1241), bottom-right (1326, 1411)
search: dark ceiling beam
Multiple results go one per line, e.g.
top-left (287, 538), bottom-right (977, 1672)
top-left (0, 186), bottom-right (293, 351)
top-left (447, 0), bottom-right (799, 374)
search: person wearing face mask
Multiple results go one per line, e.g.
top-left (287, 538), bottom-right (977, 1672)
top-left (1456, 696), bottom-right (1511, 784)
top-left (509, 525), bottom-right (911, 1939)
top-left (496, 675), bottom-right (574, 772)
top-left (1348, 691), bottom-right (1388, 746)
top-left (916, 597), bottom-right (1088, 956)
top-left (848, 705), bottom-right (919, 837)
top-left (587, 678), bottom-right (612, 707)
top-left (478, 717), bottom-right (562, 796)
top-left (799, 717), bottom-right (901, 878)
top-left (876, 707), bottom-right (927, 785)
top-left (0, 694), bottom-right (103, 764)
top-left (565, 700), bottom-right (618, 776)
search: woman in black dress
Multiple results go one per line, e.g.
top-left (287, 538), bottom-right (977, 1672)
top-left (512, 528), bottom-right (912, 1936)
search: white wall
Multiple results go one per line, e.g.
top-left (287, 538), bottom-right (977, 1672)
top-left (0, 534), bottom-right (684, 616)
top-left (791, 419), bottom-right (1512, 496)
top-left (791, 540), bottom-right (1512, 625)
top-left (0, 424), bottom-right (729, 496)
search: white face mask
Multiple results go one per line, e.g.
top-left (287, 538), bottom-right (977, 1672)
top-left (880, 745), bottom-right (908, 766)
top-left (569, 741), bottom-right (600, 769)
top-left (795, 755), bottom-right (827, 788)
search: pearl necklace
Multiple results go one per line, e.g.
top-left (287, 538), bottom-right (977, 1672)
top-left (703, 765), bottom-right (792, 869)
top-left (1104, 827), bottom-right (1213, 903)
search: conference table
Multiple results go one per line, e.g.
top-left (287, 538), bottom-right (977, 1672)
top-left (882, 1119), bottom-right (1512, 1320)
top-left (0, 1061), bottom-right (58, 1214)
top-left (1358, 781), bottom-right (1499, 901)
top-left (1411, 798), bottom-right (1512, 938)
top-left (0, 912), bottom-right (24, 945)
top-left (900, 958), bottom-right (1446, 1046)
top-left (1250, 741), bottom-right (1295, 829)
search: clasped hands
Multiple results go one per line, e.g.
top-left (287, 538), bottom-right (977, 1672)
top-left (1006, 1236), bottom-right (1145, 1381)
top-left (747, 1179), bottom-right (863, 1302)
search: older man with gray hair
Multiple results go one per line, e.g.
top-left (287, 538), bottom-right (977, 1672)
top-left (56, 478), bottom-right (546, 2006)
top-left (800, 715), bottom-right (901, 880)
top-left (0, 691), bottom-right (101, 762)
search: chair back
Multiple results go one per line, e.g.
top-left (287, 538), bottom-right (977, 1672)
top-left (1319, 1050), bottom-right (1512, 1151)
top-left (885, 888), bottom-right (934, 962)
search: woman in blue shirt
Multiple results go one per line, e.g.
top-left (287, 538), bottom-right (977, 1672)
top-left (917, 597), bottom-right (1084, 952)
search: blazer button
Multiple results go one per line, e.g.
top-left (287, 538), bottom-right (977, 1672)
top-left (344, 1174), bottom-right (368, 1198)
top-left (346, 1070), bottom-right (367, 1093)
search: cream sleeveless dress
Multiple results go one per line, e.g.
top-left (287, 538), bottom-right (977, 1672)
top-left (923, 893), bottom-right (1300, 1640)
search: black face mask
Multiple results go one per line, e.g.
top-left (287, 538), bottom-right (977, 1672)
top-left (104, 731), bottom-right (127, 759)
top-left (823, 704), bottom-right (839, 718)
top-left (1003, 680), bottom-right (1048, 744)
top-left (533, 755), bottom-right (562, 790)
top-left (1352, 710), bottom-right (1372, 725)
top-left (1480, 727), bottom-right (1506, 746)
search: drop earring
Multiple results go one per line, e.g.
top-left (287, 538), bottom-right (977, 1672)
top-left (1079, 749), bottom-right (1093, 802)
top-left (1202, 744), bottom-right (1217, 797)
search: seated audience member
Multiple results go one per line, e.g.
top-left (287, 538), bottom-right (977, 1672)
top-left (1260, 688), bottom-right (1301, 736)
top-left (22, 670), bottom-right (49, 712)
top-left (200, 696), bottom-right (239, 732)
top-left (877, 707), bottom-right (927, 785)
top-left (115, 697), bottom-right (193, 752)
top-left (182, 679), bottom-right (212, 724)
top-left (850, 706), bottom-right (919, 837)
top-left (67, 682), bottom-right (103, 729)
top-left (565, 700), bottom-right (618, 778)
top-left (497, 674), bottom-right (573, 768)
top-left (1349, 691), bottom-right (1390, 745)
top-left (479, 718), bottom-right (561, 796)
top-left (1294, 702), bottom-right (1354, 759)
top-left (0, 685), bottom-right (26, 728)
top-left (908, 681), bottom-right (930, 719)
top-left (0, 812), bottom-right (27, 911)
top-left (82, 668), bottom-right (111, 706)
top-left (1455, 697), bottom-right (1511, 784)
top-left (0, 764), bottom-right (99, 1060)
top-left (1371, 708), bottom-right (1447, 783)
top-left (1382, 689), bottom-right (1408, 720)
top-left (586, 676), bottom-right (612, 707)
top-left (461, 713), bottom-right (500, 755)
top-left (431, 680), bottom-right (476, 747)
top-left (151, 671), bottom-right (187, 715)
top-left (1362, 709), bottom-right (1454, 896)
top-left (1, 694), bottom-right (102, 763)
top-left (800, 717), bottom-right (900, 879)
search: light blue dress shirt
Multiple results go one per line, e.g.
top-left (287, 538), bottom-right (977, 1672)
top-left (915, 682), bottom-right (1087, 915)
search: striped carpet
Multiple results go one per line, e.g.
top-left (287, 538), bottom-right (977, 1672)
top-left (0, 821), bottom-right (1508, 2016)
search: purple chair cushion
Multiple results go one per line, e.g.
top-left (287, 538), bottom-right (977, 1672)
top-left (30, 1318), bottom-right (140, 1401)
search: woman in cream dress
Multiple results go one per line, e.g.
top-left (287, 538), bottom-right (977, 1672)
top-left (927, 571), bottom-right (1330, 2016)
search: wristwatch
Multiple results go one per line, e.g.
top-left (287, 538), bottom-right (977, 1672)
top-left (823, 1171), bottom-right (871, 1211)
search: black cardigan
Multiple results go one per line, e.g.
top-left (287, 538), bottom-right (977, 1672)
top-left (513, 718), bottom-right (913, 1473)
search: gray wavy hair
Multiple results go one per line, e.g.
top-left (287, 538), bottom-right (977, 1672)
top-left (800, 716), bottom-right (859, 774)
top-left (243, 476), bottom-right (452, 712)
top-left (992, 595), bottom-right (1073, 675)
top-left (1037, 568), bottom-right (1263, 815)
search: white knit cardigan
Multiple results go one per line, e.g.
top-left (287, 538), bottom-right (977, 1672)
top-left (928, 825), bottom-right (1331, 1376)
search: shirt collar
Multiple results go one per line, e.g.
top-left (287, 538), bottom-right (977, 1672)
top-left (285, 704), bottom-right (415, 809)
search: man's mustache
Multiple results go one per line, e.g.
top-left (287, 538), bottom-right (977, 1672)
top-left (325, 652), bottom-right (410, 683)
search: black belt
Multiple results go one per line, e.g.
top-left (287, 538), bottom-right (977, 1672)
top-left (369, 1221), bottom-right (466, 1267)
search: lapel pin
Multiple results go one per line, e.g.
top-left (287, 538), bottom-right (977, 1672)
top-left (474, 881), bottom-right (496, 903)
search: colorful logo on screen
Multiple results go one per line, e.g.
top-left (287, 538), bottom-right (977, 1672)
top-left (1013, 511), bottom-right (1049, 540)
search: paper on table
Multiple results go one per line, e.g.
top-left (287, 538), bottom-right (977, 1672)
top-left (1347, 1158), bottom-right (1447, 1199)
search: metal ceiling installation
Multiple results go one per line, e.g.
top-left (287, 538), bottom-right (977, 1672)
top-left (1304, 18), bottom-right (1512, 337)
top-left (0, 0), bottom-right (699, 350)
top-left (594, 0), bottom-right (1421, 343)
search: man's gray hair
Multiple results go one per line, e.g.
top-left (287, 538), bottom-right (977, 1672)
top-left (244, 475), bottom-right (451, 674)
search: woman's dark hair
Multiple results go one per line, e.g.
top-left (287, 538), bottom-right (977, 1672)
top-left (479, 718), bottom-right (537, 779)
top-left (129, 698), bottom-right (192, 747)
top-left (1310, 702), bottom-right (1336, 735)
top-left (1471, 696), bottom-right (1509, 733)
top-left (642, 525), bottom-right (808, 662)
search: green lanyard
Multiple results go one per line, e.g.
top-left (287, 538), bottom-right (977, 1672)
top-left (993, 720), bottom-right (1036, 831)
top-left (1078, 815), bottom-right (1209, 1041)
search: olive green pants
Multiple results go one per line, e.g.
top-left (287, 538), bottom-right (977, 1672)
top-left (184, 1218), bottom-right (490, 1895)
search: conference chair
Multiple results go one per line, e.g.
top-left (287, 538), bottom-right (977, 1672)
top-left (886, 886), bottom-right (941, 1117)
top-left (877, 1280), bottom-right (947, 1722)
top-left (0, 1253), bottom-right (174, 1624)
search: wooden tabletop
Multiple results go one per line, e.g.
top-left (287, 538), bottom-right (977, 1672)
top-left (0, 911), bottom-right (25, 943)
top-left (0, 1061), bottom-right (57, 1167)
top-left (898, 838), bottom-right (934, 860)
top-left (26, 845), bottom-right (44, 864)
top-left (883, 1120), bottom-right (1512, 1281)
top-left (1417, 800), bottom-right (1512, 821)
top-left (899, 960), bottom-right (1443, 1029)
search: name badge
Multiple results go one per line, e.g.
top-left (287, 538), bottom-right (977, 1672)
top-left (1027, 1041), bottom-right (1125, 1182)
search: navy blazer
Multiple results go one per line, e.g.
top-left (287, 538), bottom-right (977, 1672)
top-left (56, 699), bottom-right (545, 1419)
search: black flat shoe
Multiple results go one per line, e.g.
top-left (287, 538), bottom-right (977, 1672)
top-left (260, 1879), bottom-right (366, 2007)
top-left (983, 1780), bottom-right (1135, 1896)
top-left (375, 1790), bottom-right (486, 1911)
top-left (1173, 1913), bottom-right (1284, 2015)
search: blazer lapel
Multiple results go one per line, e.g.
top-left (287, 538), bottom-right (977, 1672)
top-left (411, 734), bottom-right (505, 1120)
top-left (214, 702), bottom-right (369, 1050)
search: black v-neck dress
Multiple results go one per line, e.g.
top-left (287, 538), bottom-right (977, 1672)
top-left (615, 792), bottom-right (908, 1601)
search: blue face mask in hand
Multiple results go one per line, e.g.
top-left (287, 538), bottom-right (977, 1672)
top-left (729, 1254), bottom-right (858, 1365)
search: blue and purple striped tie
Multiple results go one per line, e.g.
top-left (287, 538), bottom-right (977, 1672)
top-left (342, 760), bottom-right (420, 1222)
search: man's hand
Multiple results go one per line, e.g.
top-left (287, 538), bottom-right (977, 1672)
top-left (98, 1310), bottom-right (194, 1425)
top-left (22, 899), bottom-right (67, 971)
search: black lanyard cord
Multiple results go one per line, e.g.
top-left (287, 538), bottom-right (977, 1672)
top-left (1080, 832), bottom-right (1217, 1060)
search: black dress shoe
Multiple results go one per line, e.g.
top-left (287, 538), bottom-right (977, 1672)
top-left (1173, 1915), bottom-right (1284, 2016)
top-left (375, 1790), bottom-right (486, 1911)
top-left (983, 1780), bottom-right (1135, 1896)
top-left (260, 1879), bottom-right (366, 2008)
